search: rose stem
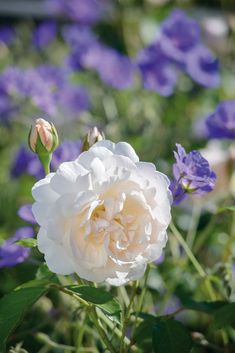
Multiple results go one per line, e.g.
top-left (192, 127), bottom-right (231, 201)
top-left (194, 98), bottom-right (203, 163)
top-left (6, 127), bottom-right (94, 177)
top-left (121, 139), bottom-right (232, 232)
top-left (119, 281), bottom-right (138, 353)
top-left (128, 265), bottom-right (150, 353)
top-left (57, 285), bottom-right (116, 353)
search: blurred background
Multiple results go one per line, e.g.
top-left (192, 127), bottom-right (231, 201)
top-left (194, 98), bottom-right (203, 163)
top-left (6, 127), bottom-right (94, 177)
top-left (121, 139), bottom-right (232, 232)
top-left (0, 0), bottom-right (235, 351)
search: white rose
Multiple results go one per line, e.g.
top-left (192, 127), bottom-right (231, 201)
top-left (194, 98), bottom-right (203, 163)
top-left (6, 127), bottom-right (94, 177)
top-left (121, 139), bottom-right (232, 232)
top-left (32, 140), bottom-right (172, 285)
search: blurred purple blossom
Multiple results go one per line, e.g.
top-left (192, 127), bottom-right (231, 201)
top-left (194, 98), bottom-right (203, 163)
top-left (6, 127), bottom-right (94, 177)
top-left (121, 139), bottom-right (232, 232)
top-left (56, 85), bottom-right (90, 115)
top-left (206, 101), bottom-right (235, 139)
top-left (11, 140), bottom-right (81, 179)
top-left (0, 227), bottom-right (34, 268)
top-left (171, 143), bottom-right (216, 204)
top-left (137, 44), bottom-right (177, 96)
top-left (0, 65), bottom-right (89, 119)
top-left (185, 45), bottom-right (220, 88)
top-left (32, 21), bottom-right (57, 49)
top-left (89, 46), bottom-right (134, 89)
top-left (0, 25), bottom-right (15, 45)
top-left (47, 0), bottom-right (104, 25)
top-left (18, 204), bottom-right (36, 224)
top-left (159, 9), bottom-right (201, 64)
top-left (0, 91), bottom-right (17, 123)
top-left (11, 145), bottom-right (41, 179)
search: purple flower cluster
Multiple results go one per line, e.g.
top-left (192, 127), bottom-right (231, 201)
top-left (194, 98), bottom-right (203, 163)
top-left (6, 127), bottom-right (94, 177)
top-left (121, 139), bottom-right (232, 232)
top-left (137, 10), bottom-right (220, 95)
top-left (47, 0), bottom-right (104, 25)
top-left (64, 25), bottom-right (135, 90)
top-left (205, 101), bottom-right (235, 139)
top-left (11, 140), bottom-right (81, 180)
top-left (171, 143), bottom-right (216, 204)
top-left (32, 21), bottom-right (57, 49)
top-left (0, 227), bottom-right (34, 268)
top-left (0, 203), bottom-right (37, 268)
top-left (0, 65), bottom-right (90, 121)
top-left (0, 25), bottom-right (15, 45)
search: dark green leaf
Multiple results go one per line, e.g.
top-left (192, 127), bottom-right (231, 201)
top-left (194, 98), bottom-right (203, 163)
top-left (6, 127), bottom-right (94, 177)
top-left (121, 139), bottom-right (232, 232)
top-left (152, 319), bottom-right (193, 353)
top-left (181, 298), bottom-right (227, 314)
top-left (15, 238), bottom-right (37, 248)
top-left (213, 302), bottom-right (235, 329)
top-left (134, 317), bottom-right (158, 351)
top-left (66, 285), bottom-right (121, 322)
top-left (0, 286), bottom-right (47, 352)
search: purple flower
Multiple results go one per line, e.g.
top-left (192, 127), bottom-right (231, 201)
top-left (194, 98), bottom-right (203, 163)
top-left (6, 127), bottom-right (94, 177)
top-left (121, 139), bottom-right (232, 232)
top-left (205, 101), bottom-right (235, 139)
top-left (51, 140), bottom-right (81, 170)
top-left (11, 145), bottom-right (42, 179)
top-left (0, 26), bottom-right (15, 45)
top-left (137, 44), bottom-right (177, 96)
top-left (94, 47), bottom-right (134, 89)
top-left (0, 92), bottom-right (17, 123)
top-left (171, 143), bottom-right (216, 204)
top-left (32, 21), bottom-right (57, 49)
top-left (56, 85), bottom-right (90, 116)
top-left (47, 0), bottom-right (104, 25)
top-left (18, 204), bottom-right (36, 224)
top-left (63, 24), bottom-right (97, 49)
top-left (0, 227), bottom-right (34, 268)
top-left (0, 65), bottom-right (89, 118)
top-left (185, 45), bottom-right (220, 88)
top-left (159, 9), bottom-right (201, 64)
top-left (11, 140), bottom-right (81, 179)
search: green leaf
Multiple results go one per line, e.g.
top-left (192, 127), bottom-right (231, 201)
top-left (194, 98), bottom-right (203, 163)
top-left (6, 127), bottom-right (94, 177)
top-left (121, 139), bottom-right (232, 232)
top-left (152, 319), bottom-right (193, 353)
top-left (0, 286), bottom-right (47, 352)
top-left (181, 298), bottom-right (227, 314)
top-left (134, 317), bottom-right (157, 351)
top-left (15, 238), bottom-right (37, 248)
top-left (66, 285), bottom-right (121, 322)
top-left (217, 206), bottom-right (235, 213)
top-left (213, 302), bottom-right (235, 329)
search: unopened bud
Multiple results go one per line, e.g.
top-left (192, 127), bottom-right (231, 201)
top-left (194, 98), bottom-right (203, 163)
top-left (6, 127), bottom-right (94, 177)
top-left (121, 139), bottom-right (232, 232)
top-left (82, 126), bottom-right (105, 152)
top-left (29, 118), bottom-right (59, 154)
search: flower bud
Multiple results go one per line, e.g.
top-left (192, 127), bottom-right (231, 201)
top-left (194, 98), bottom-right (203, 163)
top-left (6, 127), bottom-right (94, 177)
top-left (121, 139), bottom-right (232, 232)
top-left (29, 118), bottom-right (59, 154)
top-left (82, 126), bottom-right (105, 152)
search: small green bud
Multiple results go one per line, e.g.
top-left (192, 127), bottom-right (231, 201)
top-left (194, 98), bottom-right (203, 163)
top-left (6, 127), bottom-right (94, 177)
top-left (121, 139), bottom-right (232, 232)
top-left (82, 126), bottom-right (105, 152)
top-left (28, 118), bottom-right (59, 154)
top-left (28, 118), bottom-right (59, 175)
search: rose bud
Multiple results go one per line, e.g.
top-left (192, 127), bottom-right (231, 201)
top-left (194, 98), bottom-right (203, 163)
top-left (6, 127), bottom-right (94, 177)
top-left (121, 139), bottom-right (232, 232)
top-left (82, 126), bottom-right (105, 152)
top-left (29, 118), bottom-right (59, 175)
top-left (29, 118), bottom-right (59, 154)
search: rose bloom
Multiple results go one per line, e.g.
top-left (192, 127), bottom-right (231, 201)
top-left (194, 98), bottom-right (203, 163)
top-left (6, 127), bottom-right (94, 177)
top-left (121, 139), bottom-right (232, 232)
top-left (32, 140), bottom-right (172, 285)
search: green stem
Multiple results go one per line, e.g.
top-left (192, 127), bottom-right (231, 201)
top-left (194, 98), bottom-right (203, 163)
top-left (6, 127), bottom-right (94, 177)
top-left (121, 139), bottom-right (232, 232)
top-left (89, 307), bottom-right (116, 353)
top-left (170, 222), bottom-right (206, 277)
top-left (186, 204), bottom-right (201, 249)
top-left (57, 285), bottom-right (116, 353)
top-left (97, 309), bottom-right (139, 352)
top-left (120, 281), bottom-right (138, 353)
top-left (38, 153), bottom-right (52, 176)
top-left (170, 222), bottom-right (216, 301)
top-left (128, 266), bottom-right (150, 353)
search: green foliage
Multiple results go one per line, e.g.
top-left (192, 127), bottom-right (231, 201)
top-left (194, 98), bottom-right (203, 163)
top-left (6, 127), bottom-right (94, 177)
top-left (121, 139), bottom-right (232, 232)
top-left (15, 238), bottom-right (37, 248)
top-left (213, 303), bottom-right (235, 329)
top-left (134, 316), bottom-right (193, 353)
top-left (152, 319), bottom-right (193, 353)
top-left (0, 286), bottom-right (47, 352)
top-left (181, 298), bottom-right (228, 314)
top-left (66, 285), bottom-right (121, 322)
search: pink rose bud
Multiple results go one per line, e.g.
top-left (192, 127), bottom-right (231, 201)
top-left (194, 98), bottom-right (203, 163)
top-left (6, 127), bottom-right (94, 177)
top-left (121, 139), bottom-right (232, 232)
top-left (29, 118), bottom-right (59, 154)
top-left (82, 126), bottom-right (105, 152)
